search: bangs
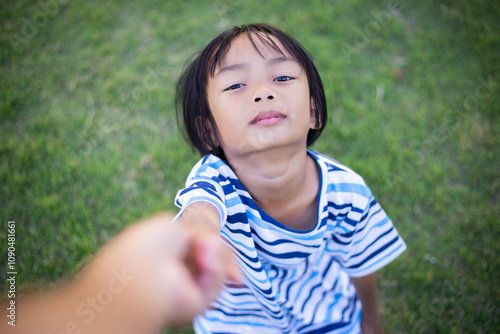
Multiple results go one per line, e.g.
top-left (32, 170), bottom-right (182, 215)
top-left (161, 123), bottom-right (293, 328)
top-left (208, 25), bottom-right (301, 77)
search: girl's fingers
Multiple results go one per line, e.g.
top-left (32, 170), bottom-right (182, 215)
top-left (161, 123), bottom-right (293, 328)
top-left (195, 237), bottom-right (241, 298)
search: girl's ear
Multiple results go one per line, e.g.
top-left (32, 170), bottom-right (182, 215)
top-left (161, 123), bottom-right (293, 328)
top-left (309, 97), bottom-right (321, 130)
top-left (204, 117), bottom-right (221, 149)
top-left (194, 116), bottom-right (216, 151)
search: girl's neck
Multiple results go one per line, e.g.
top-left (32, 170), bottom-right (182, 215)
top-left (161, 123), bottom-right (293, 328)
top-left (225, 145), bottom-right (320, 230)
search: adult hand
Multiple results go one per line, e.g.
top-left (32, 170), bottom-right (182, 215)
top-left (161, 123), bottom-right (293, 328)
top-left (2, 213), bottom-right (240, 334)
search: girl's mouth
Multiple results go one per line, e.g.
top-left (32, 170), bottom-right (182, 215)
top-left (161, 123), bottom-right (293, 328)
top-left (250, 111), bottom-right (286, 126)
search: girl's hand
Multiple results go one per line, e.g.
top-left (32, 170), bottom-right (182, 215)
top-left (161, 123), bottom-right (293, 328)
top-left (361, 314), bottom-right (385, 334)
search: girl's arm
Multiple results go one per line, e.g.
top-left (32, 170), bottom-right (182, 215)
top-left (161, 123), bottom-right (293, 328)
top-left (350, 273), bottom-right (385, 334)
top-left (175, 201), bottom-right (235, 299)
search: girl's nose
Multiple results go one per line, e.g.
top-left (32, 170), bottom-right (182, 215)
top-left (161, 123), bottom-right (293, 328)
top-left (254, 95), bottom-right (274, 102)
top-left (253, 87), bottom-right (275, 103)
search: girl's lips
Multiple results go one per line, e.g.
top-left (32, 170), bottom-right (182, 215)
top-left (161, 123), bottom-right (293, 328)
top-left (250, 111), bottom-right (286, 126)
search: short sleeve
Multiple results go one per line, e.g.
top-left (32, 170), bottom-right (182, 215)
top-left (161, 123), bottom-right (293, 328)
top-left (326, 188), bottom-right (406, 278)
top-left (174, 177), bottom-right (228, 230)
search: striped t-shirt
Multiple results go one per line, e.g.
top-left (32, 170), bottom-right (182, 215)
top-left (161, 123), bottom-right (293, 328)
top-left (174, 150), bottom-right (406, 334)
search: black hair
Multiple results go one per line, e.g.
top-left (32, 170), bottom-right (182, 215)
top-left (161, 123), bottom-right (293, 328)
top-left (176, 23), bottom-right (327, 157)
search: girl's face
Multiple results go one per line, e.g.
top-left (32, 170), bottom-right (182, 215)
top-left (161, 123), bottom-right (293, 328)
top-left (206, 33), bottom-right (316, 158)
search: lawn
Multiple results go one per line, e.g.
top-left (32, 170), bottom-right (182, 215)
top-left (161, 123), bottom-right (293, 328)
top-left (1, 0), bottom-right (499, 333)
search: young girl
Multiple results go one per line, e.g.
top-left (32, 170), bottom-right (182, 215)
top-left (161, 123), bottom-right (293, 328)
top-left (174, 23), bottom-right (406, 334)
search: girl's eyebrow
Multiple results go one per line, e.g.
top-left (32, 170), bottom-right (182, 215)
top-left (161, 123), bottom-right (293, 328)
top-left (215, 63), bottom-right (249, 77)
top-left (214, 57), bottom-right (298, 77)
top-left (267, 56), bottom-right (298, 66)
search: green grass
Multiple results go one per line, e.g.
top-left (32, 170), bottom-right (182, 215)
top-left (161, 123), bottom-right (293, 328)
top-left (1, 0), bottom-right (499, 333)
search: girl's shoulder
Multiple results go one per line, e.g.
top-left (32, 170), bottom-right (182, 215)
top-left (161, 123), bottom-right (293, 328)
top-left (309, 150), bottom-right (367, 186)
top-left (310, 149), bottom-right (375, 206)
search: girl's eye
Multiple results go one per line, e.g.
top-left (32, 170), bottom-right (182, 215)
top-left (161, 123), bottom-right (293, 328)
top-left (224, 84), bottom-right (245, 91)
top-left (274, 76), bottom-right (293, 82)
